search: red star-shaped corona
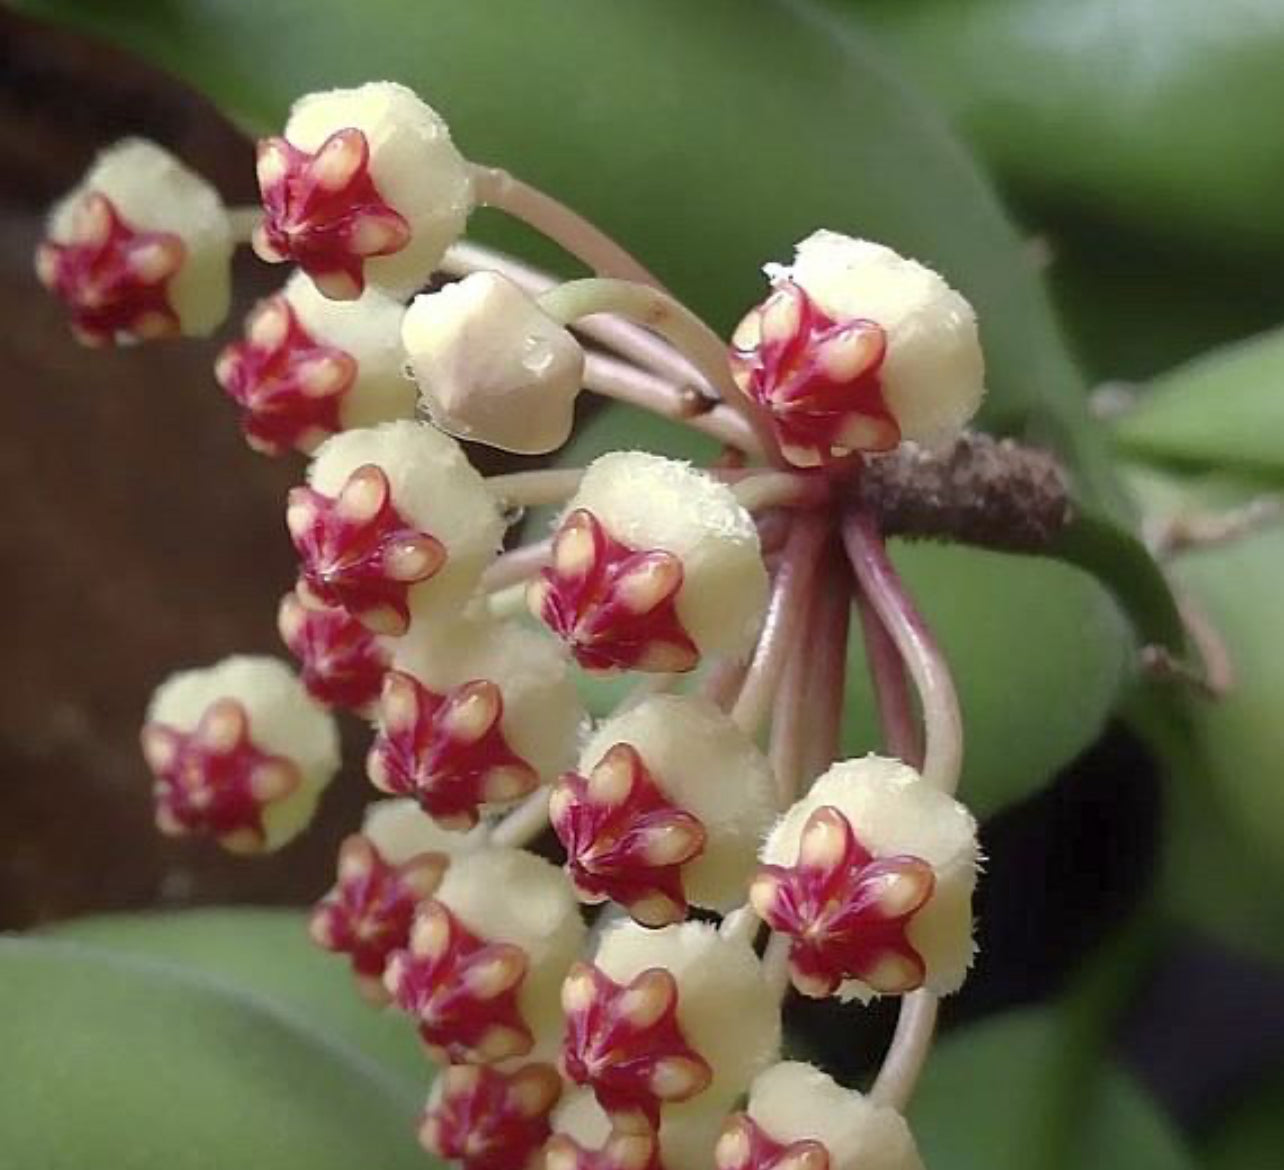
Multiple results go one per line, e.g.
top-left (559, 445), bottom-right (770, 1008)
top-left (253, 128), bottom-right (411, 299)
top-left (543, 1128), bottom-right (664, 1170)
top-left (561, 962), bottom-right (711, 1125)
top-left (528, 510), bottom-right (699, 674)
top-left (309, 834), bottom-right (446, 1000)
top-left (750, 806), bottom-right (935, 998)
top-left (139, 698), bottom-right (300, 852)
top-left (278, 589), bottom-right (390, 712)
top-left (729, 279), bottom-right (896, 468)
top-left (366, 670), bottom-right (539, 829)
top-left (715, 1115), bottom-right (831, 1170)
top-left (419, 1063), bottom-right (563, 1170)
top-left (385, 900), bottom-right (534, 1064)
top-left (551, 744), bottom-right (706, 927)
top-left (216, 295), bottom-right (357, 454)
top-left (287, 463), bottom-right (446, 635)
top-left (36, 192), bottom-right (185, 346)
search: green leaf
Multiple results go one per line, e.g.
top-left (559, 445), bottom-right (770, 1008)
top-left (1114, 329), bottom-right (1284, 479)
top-left (845, 540), bottom-right (1129, 819)
top-left (18, 0), bottom-right (1119, 506)
top-left (45, 907), bottom-right (430, 1088)
top-left (0, 937), bottom-right (436, 1170)
top-left (1201, 1072), bottom-right (1284, 1170)
top-left (853, 0), bottom-right (1284, 264)
top-left (914, 1007), bottom-right (1195, 1170)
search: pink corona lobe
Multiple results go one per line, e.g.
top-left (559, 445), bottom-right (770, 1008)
top-left (310, 834), bottom-right (445, 989)
top-left (37, 192), bottom-right (184, 346)
top-left (420, 1063), bottom-right (562, 1170)
top-left (278, 589), bottom-right (389, 712)
top-left (751, 806), bottom-right (935, 998)
top-left (367, 670), bottom-right (538, 829)
top-left (560, 961), bottom-right (712, 1124)
top-left (729, 280), bottom-right (897, 468)
top-left (716, 1115), bottom-right (831, 1170)
top-left (253, 129), bottom-right (411, 299)
top-left (287, 463), bottom-right (446, 635)
top-left (216, 295), bottom-right (357, 454)
top-left (139, 698), bottom-right (300, 850)
top-left (385, 900), bottom-right (534, 1064)
top-left (552, 743), bottom-right (706, 927)
top-left (544, 1129), bottom-right (664, 1170)
top-left (530, 509), bottom-right (699, 674)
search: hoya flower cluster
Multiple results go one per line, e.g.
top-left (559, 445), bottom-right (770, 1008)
top-left (43, 78), bottom-right (994, 1170)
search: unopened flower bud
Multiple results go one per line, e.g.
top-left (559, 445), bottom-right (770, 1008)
top-left (420, 1062), bottom-right (563, 1170)
top-left (278, 587), bottom-right (390, 713)
top-left (562, 921), bottom-right (779, 1123)
top-left (530, 453), bottom-right (768, 671)
top-left (553, 695), bottom-right (774, 925)
top-left (385, 847), bottom-right (585, 1064)
top-left (38, 138), bottom-right (233, 345)
top-left (369, 615), bottom-right (584, 828)
top-left (216, 273), bottom-right (416, 455)
top-left (402, 271), bottom-right (586, 454)
top-left (730, 231), bottom-right (984, 467)
top-left (718, 1062), bottom-right (925, 1170)
top-left (755, 756), bottom-right (979, 1000)
top-left (309, 830), bottom-right (447, 1003)
top-left (549, 1090), bottom-right (726, 1170)
top-left (140, 656), bottom-right (339, 852)
top-left (289, 420), bottom-right (504, 634)
top-left (254, 81), bottom-right (473, 299)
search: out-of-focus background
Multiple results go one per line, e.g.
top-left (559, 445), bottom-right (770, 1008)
top-left (2, 2), bottom-right (1282, 1168)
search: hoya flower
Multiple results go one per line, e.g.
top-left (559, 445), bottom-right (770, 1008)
top-left (419, 1062), bottom-right (563, 1170)
top-left (140, 656), bottom-right (339, 852)
top-left (730, 231), bottom-right (984, 467)
top-left (530, 452), bottom-right (769, 672)
top-left (552, 694), bottom-right (775, 925)
top-left (287, 419), bottom-right (505, 634)
top-left (561, 920), bottom-right (780, 1124)
top-left (253, 81), bottom-right (473, 299)
top-left (216, 272), bottom-right (417, 455)
top-left (753, 756), bottom-right (979, 1000)
top-left (277, 587), bottom-right (390, 713)
top-left (718, 1062), bottom-right (925, 1170)
top-left (402, 271), bottom-right (586, 454)
top-left (369, 614), bottom-right (584, 829)
top-left (548, 1089), bottom-right (727, 1170)
top-left (37, 138), bottom-right (233, 345)
top-left (385, 847), bottom-right (585, 1064)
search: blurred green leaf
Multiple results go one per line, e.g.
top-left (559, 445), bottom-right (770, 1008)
top-left (0, 938), bottom-right (435, 1170)
top-left (853, 0), bottom-right (1284, 264)
top-left (915, 1007), bottom-right (1194, 1170)
top-left (1201, 1072), bottom-right (1284, 1170)
top-left (1115, 329), bottom-right (1284, 479)
top-left (18, 0), bottom-right (1121, 506)
top-left (845, 541), bottom-right (1129, 819)
top-left (46, 907), bottom-right (429, 1088)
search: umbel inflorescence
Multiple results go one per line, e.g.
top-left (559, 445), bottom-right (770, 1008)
top-left (41, 81), bottom-right (998, 1170)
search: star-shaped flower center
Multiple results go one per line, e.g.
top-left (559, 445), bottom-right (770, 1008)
top-left (729, 280), bottom-right (896, 468)
top-left (278, 589), bottom-right (390, 712)
top-left (750, 806), bottom-right (935, 998)
top-left (287, 463), bottom-right (446, 635)
top-left (551, 743), bottom-right (706, 927)
top-left (420, 1063), bottom-right (562, 1170)
top-left (560, 961), bottom-right (712, 1125)
top-left (310, 833), bottom-right (446, 998)
top-left (216, 295), bottom-right (357, 454)
top-left (36, 192), bottom-right (185, 346)
top-left (385, 900), bottom-right (534, 1064)
top-left (253, 128), bottom-right (411, 299)
top-left (543, 1128), bottom-right (664, 1170)
top-left (716, 1115), bottom-right (831, 1170)
top-left (528, 509), bottom-right (699, 673)
top-left (366, 670), bottom-right (539, 829)
top-left (139, 698), bottom-right (300, 852)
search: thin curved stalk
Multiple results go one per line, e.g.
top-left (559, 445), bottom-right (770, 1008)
top-left (869, 991), bottom-right (939, 1110)
top-left (485, 468), bottom-right (584, 509)
top-left (481, 539), bottom-right (551, 592)
top-left (489, 787), bottom-right (552, 849)
top-left (853, 582), bottom-right (921, 765)
top-left (803, 545), bottom-right (854, 782)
